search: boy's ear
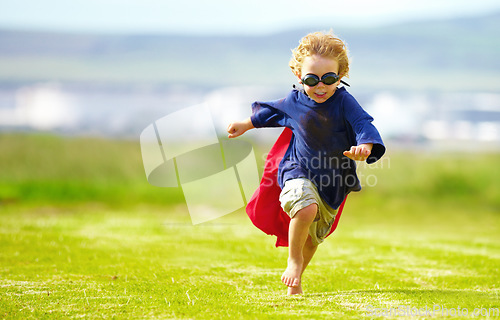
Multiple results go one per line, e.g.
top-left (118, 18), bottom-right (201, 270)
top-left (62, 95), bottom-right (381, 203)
top-left (295, 72), bottom-right (302, 84)
top-left (338, 73), bottom-right (344, 82)
top-left (334, 73), bottom-right (343, 87)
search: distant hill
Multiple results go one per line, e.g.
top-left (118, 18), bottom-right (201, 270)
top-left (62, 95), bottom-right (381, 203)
top-left (0, 12), bottom-right (499, 91)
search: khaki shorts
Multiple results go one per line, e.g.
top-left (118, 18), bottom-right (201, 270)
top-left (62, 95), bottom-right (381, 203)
top-left (279, 178), bottom-right (338, 246)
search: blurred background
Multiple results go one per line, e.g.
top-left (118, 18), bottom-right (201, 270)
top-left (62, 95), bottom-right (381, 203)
top-left (0, 0), bottom-right (499, 206)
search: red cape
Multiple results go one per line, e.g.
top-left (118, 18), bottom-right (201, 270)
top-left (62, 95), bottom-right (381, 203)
top-left (246, 128), bottom-right (347, 247)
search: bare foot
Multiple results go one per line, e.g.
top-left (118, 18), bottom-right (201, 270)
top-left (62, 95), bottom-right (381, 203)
top-left (287, 283), bottom-right (303, 295)
top-left (281, 258), bottom-right (303, 288)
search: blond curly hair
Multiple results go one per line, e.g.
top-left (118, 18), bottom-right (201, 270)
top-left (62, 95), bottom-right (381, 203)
top-left (289, 31), bottom-right (350, 78)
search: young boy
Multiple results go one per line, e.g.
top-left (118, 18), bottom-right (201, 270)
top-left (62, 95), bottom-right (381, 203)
top-left (227, 31), bottom-right (385, 295)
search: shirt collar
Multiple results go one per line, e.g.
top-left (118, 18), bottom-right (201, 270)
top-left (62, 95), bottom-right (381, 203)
top-left (295, 86), bottom-right (346, 107)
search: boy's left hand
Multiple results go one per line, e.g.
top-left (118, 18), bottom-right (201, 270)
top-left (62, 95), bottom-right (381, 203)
top-left (343, 143), bottom-right (373, 161)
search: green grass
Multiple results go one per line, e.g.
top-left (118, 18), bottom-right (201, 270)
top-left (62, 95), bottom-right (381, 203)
top-left (0, 134), bottom-right (499, 319)
top-left (0, 133), bottom-right (184, 205)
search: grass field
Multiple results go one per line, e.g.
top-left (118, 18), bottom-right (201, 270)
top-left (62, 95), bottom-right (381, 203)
top-left (0, 134), bottom-right (499, 319)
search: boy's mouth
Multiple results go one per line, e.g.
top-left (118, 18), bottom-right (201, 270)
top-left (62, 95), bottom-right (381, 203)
top-left (315, 92), bottom-right (327, 98)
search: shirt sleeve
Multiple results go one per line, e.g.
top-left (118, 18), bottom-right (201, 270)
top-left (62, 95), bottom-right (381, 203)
top-left (343, 94), bottom-right (386, 164)
top-left (250, 98), bottom-right (288, 128)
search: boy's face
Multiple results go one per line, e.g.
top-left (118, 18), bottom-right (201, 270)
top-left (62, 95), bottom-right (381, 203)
top-left (298, 55), bottom-right (341, 103)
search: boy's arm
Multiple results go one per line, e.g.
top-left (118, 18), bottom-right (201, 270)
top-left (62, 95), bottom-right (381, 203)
top-left (343, 95), bottom-right (385, 163)
top-left (343, 143), bottom-right (373, 161)
top-left (227, 117), bottom-right (255, 138)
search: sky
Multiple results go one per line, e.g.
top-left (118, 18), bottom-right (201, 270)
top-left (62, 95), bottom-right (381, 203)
top-left (1, 0), bottom-right (500, 35)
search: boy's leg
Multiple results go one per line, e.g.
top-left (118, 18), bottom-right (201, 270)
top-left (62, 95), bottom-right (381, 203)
top-left (281, 203), bottom-right (318, 289)
top-left (301, 235), bottom-right (318, 275)
top-left (287, 235), bottom-right (318, 295)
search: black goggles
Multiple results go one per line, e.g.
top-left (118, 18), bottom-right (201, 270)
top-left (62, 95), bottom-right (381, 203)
top-left (301, 72), bottom-right (350, 87)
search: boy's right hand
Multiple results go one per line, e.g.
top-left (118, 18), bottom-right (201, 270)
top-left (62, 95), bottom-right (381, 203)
top-left (227, 118), bottom-right (254, 138)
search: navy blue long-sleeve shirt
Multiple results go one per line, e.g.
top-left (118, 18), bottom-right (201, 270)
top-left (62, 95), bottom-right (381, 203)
top-left (250, 87), bottom-right (385, 209)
